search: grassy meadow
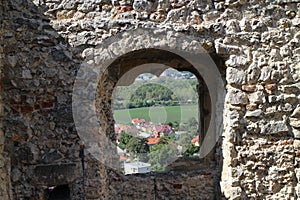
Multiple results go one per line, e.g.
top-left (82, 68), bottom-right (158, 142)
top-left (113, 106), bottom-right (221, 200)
top-left (113, 104), bottom-right (198, 124)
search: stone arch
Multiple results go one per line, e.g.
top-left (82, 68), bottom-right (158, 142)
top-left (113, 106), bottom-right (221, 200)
top-left (98, 48), bottom-right (211, 154)
top-left (72, 28), bottom-right (225, 169)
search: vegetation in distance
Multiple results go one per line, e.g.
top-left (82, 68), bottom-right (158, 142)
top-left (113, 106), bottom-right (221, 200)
top-left (113, 77), bottom-right (198, 110)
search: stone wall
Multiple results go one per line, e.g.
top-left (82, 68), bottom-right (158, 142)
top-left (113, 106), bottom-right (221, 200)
top-left (0, 3), bottom-right (12, 198)
top-left (110, 168), bottom-right (217, 200)
top-left (1, 0), bottom-right (85, 198)
top-left (0, 0), bottom-right (300, 199)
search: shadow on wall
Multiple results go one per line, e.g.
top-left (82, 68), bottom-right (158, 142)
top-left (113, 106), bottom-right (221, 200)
top-left (2, 0), bottom-right (84, 199)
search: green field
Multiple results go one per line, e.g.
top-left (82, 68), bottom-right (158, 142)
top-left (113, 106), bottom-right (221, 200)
top-left (113, 104), bottom-right (198, 124)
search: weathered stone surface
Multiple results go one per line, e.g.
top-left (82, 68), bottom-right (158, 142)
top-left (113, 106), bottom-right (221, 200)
top-left (133, 0), bottom-right (157, 13)
top-left (226, 88), bottom-right (248, 105)
top-left (261, 120), bottom-right (289, 134)
top-left (225, 55), bottom-right (248, 68)
top-left (259, 66), bottom-right (272, 82)
top-left (268, 95), bottom-right (282, 103)
top-left (293, 128), bottom-right (300, 139)
top-left (227, 67), bottom-right (246, 85)
top-left (291, 118), bottom-right (300, 128)
top-left (248, 91), bottom-right (265, 104)
top-left (226, 110), bottom-right (242, 128)
top-left (292, 105), bottom-right (300, 118)
top-left (245, 109), bottom-right (262, 117)
top-left (234, 135), bottom-right (295, 199)
top-left (294, 139), bottom-right (300, 150)
top-left (32, 163), bottom-right (80, 186)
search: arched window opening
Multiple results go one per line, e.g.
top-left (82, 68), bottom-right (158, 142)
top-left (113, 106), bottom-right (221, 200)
top-left (96, 48), bottom-right (213, 175)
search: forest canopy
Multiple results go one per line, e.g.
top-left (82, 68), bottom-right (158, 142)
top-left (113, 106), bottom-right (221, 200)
top-left (113, 77), bottom-right (198, 110)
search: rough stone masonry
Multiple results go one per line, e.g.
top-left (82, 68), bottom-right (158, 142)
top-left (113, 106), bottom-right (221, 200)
top-left (1, 0), bottom-right (300, 199)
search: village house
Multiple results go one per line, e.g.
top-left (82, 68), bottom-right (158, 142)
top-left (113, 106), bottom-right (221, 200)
top-left (147, 138), bottom-right (160, 148)
top-left (131, 118), bottom-right (146, 127)
top-left (191, 135), bottom-right (200, 147)
top-left (124, 162), bottom-right (151, 175)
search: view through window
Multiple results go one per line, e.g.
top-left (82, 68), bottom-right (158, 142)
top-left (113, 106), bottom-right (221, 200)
top-left (113, 68), bottom-right (201, 174)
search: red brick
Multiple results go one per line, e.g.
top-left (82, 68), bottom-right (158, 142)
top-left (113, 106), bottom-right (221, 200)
top-left (11, 104), bottom-right (21, 112)
top-left (40, 102), bottom-right (54, 109)
top-left (47, 90), bottom-right (55, 95)
top-left (246, 104), bottom-right (258, 111)
top-left (11, 135), bottom-right (21, 142)
top-left (21, 105), bottom-right (34, 113)
top-left (173, 184), bottom-right (182, 189)
top-left (281, 140), bottom-right (293, 145)
top-left (242, 85), bottom-right (257, 92)
top-left (265, 84), bottom-right (277, 90)
top-left (34, 104), bottom-right (40, 110)
top-left (21, 95), bottom-right (27, 102)
top-left (115, 6), bottom-right (132, 12)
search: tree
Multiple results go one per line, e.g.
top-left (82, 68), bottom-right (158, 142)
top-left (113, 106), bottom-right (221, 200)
top-left (183, 144), bottom-right (200, 157)
top-left (187, 117), bottom-right (198, 130)
top-left (168, 121), bottom-right (179, 130)
top-left (180, 117), bottom-right (198, 133)
top-left (157, 136), bottom-right (173, 145)
top-left (178, 133), bottom-right (193, 153)
top-left (148, 142), bottom-right (177, 172)
top-left (127, 137), bottom-right (149, 161)
top-left (113, 77), bottom-right (198, 109)
top-left (128, 83), bottom-right (180, 108)
top-left (118, 132), bottom-right (133, 150)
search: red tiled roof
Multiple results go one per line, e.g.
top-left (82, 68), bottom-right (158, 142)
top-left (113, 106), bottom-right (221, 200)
top-left (120, 155), bottom-right (127, 161)
top-left (191, 136), bottom-right (199, 144)
top-left (156, 126), bottom-right (164, 133)
top-left (147, 138), bottom-right (160, 145)
top-left (132, 118), bottom-right (139, 124)
top-left (132, 118), bottom-right (146, 124)
top-left (154, 125), bottom-right (172, 134)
